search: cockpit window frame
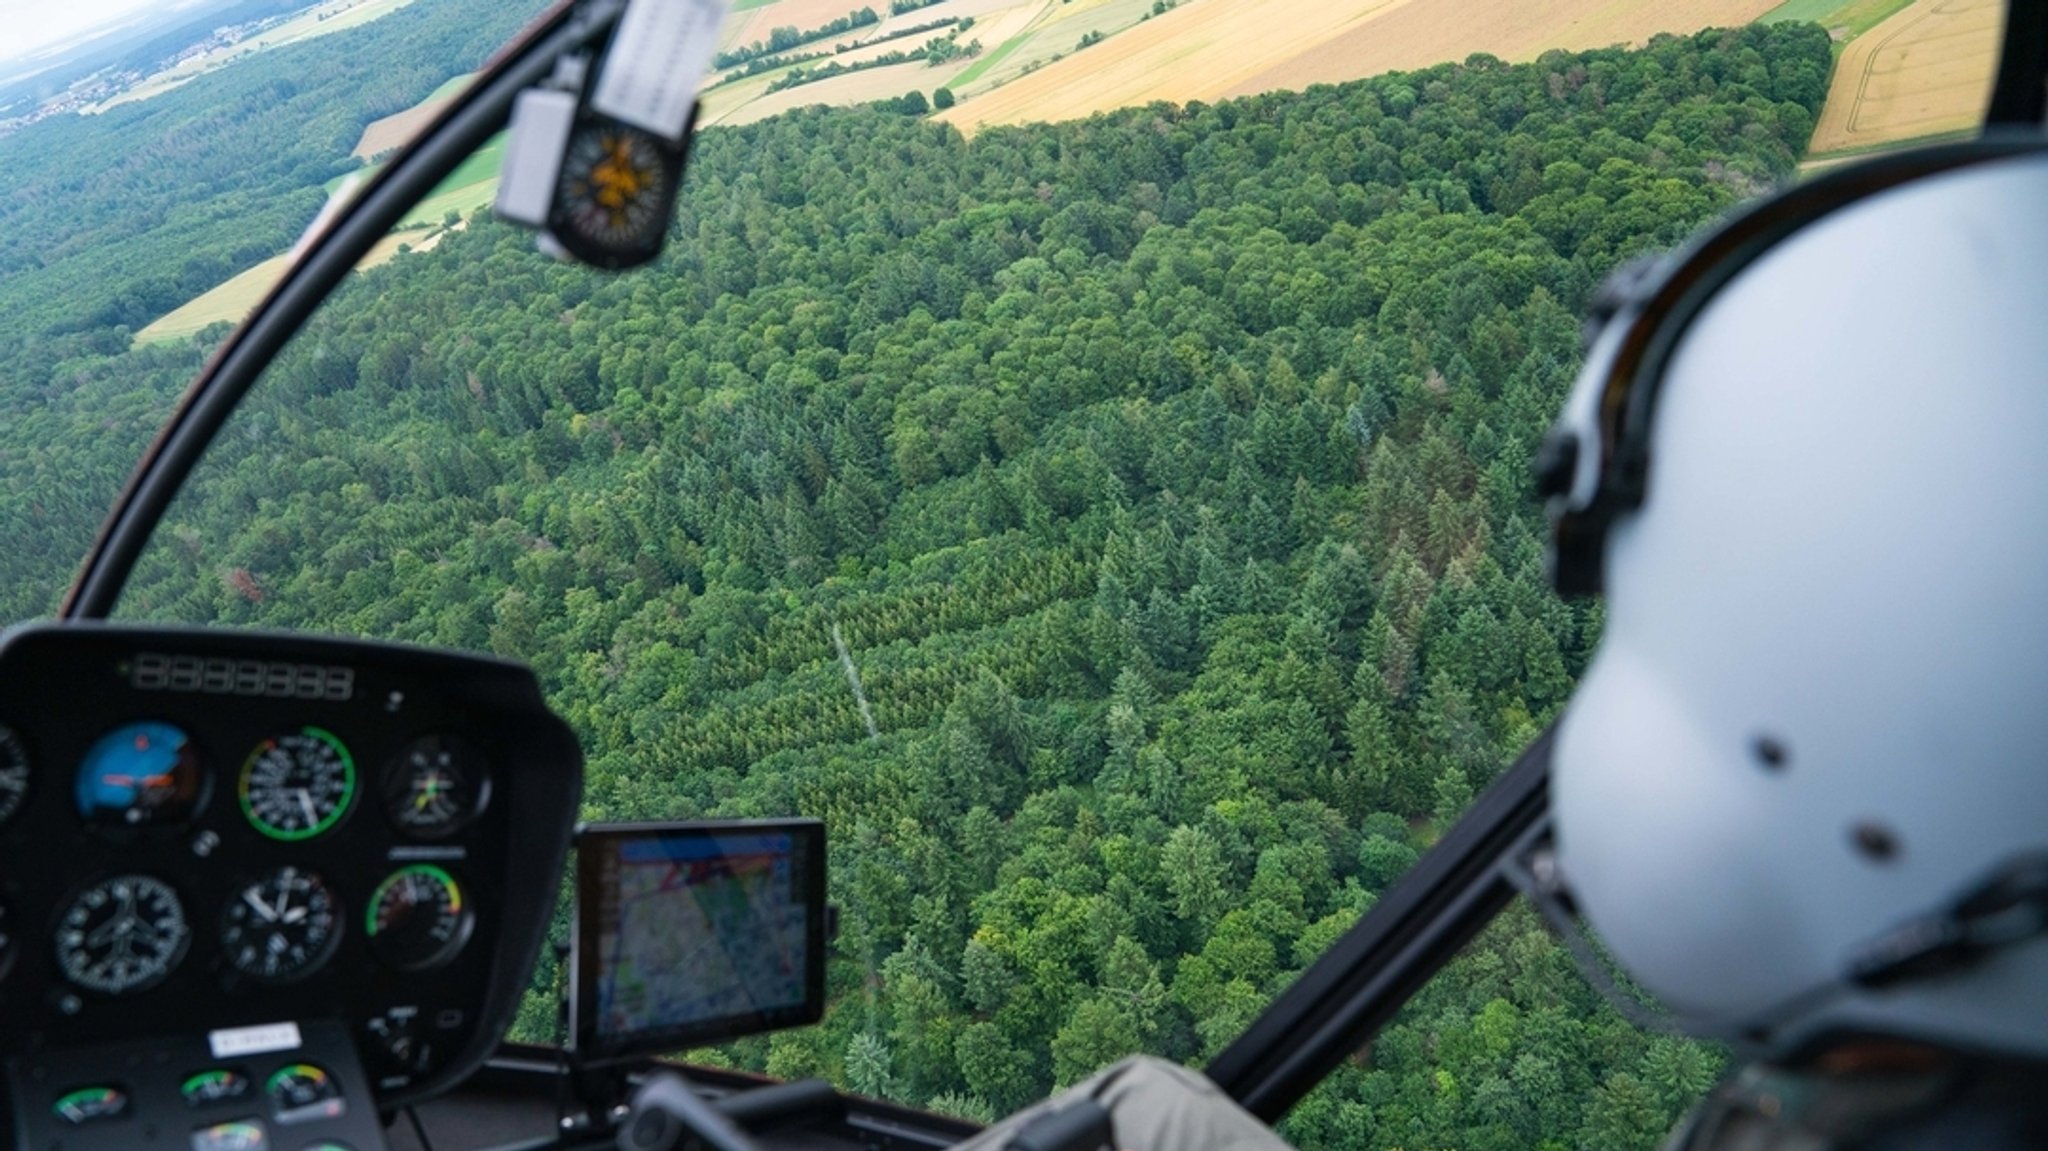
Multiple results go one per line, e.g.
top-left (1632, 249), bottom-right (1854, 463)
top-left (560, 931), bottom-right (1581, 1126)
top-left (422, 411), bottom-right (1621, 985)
top-left (47, 0), bottom-right (2048, 1124)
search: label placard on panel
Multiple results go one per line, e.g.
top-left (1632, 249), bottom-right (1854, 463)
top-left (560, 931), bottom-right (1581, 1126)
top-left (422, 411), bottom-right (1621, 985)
top-left (208, 1021), bottom-right (303, 1059)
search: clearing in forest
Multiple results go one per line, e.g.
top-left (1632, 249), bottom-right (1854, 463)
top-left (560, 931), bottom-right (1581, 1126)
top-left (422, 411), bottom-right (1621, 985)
top-left (934, 0), bottom-right (1778, 133)
top-left (1804, 0), bottom-right (2002, 156)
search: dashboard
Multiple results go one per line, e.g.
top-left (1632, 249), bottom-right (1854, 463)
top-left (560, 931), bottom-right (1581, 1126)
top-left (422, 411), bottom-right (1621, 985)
top-left (0, 624), bottom-right (582, 1150)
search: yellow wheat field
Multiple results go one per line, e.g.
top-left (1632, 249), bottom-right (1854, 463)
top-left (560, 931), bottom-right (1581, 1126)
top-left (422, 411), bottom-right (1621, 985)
top-left (935, 0), bottom-right (1779, 134)
top-left (1806, 0), bottom-right (2002, 155)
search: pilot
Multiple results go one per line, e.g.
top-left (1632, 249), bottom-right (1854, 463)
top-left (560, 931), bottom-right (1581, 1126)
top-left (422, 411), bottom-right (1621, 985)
top-left (950, 143), bottom-right (2048, 1151)
top-left (1534, 138), bottom-right (2048, 1148)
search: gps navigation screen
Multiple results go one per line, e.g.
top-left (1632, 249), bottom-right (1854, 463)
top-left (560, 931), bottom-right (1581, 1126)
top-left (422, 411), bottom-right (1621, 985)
top-left (574, 820), bottom-right (826, 1057)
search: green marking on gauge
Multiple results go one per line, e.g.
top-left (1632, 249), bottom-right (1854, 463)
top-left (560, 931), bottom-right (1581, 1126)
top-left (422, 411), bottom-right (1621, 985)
top-left (180, 1068), bottom-right (248, 1103)
top-left (265, 1063), bottom-right (330, 1094)
top-left (364, 864), bottom-right (462, 936)
top-left (52, 1085), bottom-right (126, 1123)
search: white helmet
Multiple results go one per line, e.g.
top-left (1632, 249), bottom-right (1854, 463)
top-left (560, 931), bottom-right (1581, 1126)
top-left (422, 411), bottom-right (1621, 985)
top-left (1540, 139), bottom-right (2048, 1062)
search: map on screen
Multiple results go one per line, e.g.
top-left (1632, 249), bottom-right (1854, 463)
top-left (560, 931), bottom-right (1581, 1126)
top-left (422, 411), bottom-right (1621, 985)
top-left (589, 829), bottom-right (813, 1046)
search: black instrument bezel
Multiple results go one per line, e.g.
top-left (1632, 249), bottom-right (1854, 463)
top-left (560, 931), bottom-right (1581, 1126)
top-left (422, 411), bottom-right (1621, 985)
top-left (0, 623), bottom-right (581, 1112)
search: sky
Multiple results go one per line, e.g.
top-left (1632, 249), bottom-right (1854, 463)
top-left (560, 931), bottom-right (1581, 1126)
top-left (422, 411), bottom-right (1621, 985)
top-left (0, 0), bottom-right (207, 67)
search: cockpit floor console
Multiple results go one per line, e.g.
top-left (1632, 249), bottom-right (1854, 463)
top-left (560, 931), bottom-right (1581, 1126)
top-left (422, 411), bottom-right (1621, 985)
top-left (0, 623), bottom-right (583, 1142)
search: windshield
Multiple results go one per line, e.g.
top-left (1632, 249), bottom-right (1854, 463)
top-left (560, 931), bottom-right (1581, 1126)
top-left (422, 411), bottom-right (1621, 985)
top-left (0, 0), bottom-right (2011, 1142)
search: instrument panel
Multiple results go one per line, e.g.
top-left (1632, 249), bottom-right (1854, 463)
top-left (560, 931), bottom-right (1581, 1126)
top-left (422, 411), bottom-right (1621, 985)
top-left (0, 623), bottom-right (581, 1127)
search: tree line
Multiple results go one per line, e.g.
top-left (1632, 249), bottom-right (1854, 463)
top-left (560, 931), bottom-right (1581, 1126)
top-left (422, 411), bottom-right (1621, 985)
top-left (6, 19), bottom-right (1831, 1150)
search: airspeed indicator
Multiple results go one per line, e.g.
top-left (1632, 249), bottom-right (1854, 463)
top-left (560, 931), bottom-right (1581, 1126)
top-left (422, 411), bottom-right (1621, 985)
top-left (240, 729), bottom-right (355, 841)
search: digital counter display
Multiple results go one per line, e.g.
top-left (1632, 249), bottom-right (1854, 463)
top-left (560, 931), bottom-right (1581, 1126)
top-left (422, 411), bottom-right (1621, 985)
top-left (125, 653), bottom-right (355, 702)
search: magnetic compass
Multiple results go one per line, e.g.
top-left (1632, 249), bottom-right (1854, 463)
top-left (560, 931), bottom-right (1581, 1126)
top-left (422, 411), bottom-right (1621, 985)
top-left (548, 114), bottom-right (685, 269)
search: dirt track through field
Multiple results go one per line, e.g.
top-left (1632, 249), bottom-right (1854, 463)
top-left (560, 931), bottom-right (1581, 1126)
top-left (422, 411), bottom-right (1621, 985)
top-left (1806, 0), bottom-right (2001, 155)
top-left (934, 0), bottom-right (1776, 134)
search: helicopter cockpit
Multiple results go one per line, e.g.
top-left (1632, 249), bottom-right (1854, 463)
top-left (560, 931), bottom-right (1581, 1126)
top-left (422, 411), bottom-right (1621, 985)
top-left (0, 0), bottom-right (2042, 1149)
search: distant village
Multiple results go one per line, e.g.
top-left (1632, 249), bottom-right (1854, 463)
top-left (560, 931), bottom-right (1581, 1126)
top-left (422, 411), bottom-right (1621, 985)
top-left (0, 11), bottom-right (294, 137)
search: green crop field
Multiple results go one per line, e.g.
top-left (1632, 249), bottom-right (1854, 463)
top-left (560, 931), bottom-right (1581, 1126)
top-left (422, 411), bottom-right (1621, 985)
top-left (1764, 0), bottom-right (1917, 36)
top-left (397, 132), bottom-right (506, 227)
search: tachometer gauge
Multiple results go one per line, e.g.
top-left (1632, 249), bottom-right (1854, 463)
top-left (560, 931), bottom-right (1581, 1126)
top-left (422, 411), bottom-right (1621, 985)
top-left (220, 866), bottom-right (340, 983)
top-left (365, 865), bottom-right (472, 971)
top-left (382, 735), bottom-right (488, 839)
top-left (180, 1068), bottom-right (251, 1108)
top-left (239, 728), bottom-right (355, 841)
top-left (266, 1063), bottom-right (344, 1123)
top-left (51, 1086), bottom-right (128, 1125)
top-left (55, 875), bottom-right (190, 995)
top-left (76, 722), bottom-right (205, 827)
top-left (0, 724), bottom-right (29, 826)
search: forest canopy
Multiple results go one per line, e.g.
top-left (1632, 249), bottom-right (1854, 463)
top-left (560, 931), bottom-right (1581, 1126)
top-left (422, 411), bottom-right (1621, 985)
top-left (6, 19), bottom-right (1831, 1151)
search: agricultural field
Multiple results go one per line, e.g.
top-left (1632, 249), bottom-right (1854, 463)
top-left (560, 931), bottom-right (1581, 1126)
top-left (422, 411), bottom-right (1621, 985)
top-left (1804, 0), bottom-right (2002, 156)
top-left (945, 0), bottom-right (1160, 98)
top-left (135, 227), bottom-right (439, 346)
top-left (1764, 0), bottom-right (1916, 38)
top-left (935, 0), bottom-right (1781, 132)
top-left (352, 71), bottom-right (476, 159)
top-left (90, 0), bottom-right (425, 111)
top-left (132, 0), bottom-right (2005, 351)
top-left (702, 0), bottom-right (1038, 123)
top-left (713, 59), bottom-right (973, 125)
top-left (139, 133), bottom-right (502, 349)
top-left (720, 0), bottom-right (892, 53)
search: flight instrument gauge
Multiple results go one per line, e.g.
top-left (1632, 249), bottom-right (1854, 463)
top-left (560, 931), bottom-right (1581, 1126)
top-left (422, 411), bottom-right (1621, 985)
top-left (382, 735), bottom-right (488, 839)
top-left (76, 722), bottom-right (205, 827)
top-left (267, 1063), bottom-right (344, 1123)
top-left (365, 865), bottom-right (471, 971)
top-left (240, 728), bottom-right (355, 841)
top-left (55, 875), bottom-right (190, 995)
top-left (0, 724), bottom-right (28, 826)
top-left (220, 866), bottom-right (341, 983)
